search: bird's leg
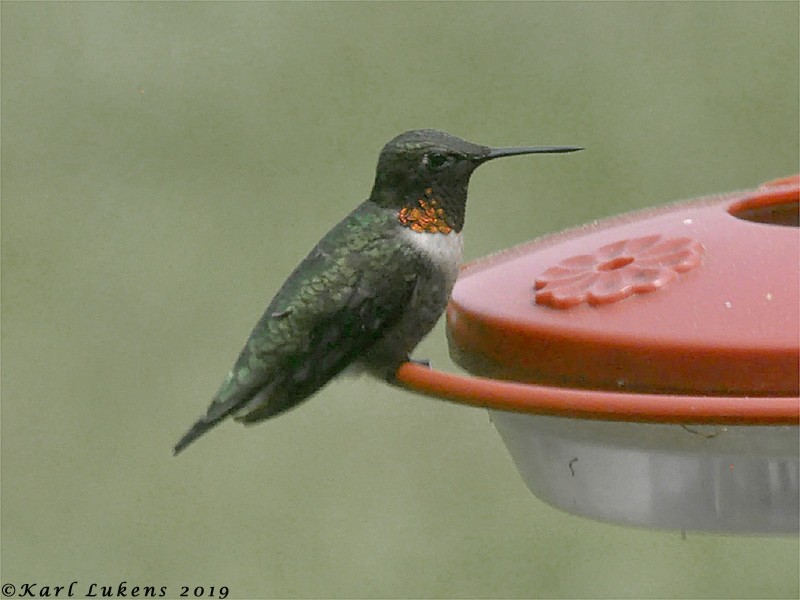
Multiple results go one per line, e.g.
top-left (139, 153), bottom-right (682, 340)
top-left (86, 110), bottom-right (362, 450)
top-left (407, 357), bottom-right (431, 368)
top-left (383, 356), bottom-right (432, 386)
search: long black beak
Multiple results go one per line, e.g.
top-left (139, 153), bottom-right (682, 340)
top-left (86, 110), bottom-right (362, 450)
top-left (481, 145), bottom-right (583, 163)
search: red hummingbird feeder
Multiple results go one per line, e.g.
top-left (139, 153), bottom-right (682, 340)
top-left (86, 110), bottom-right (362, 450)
top-left (397, 175), bottom-right (799, 533)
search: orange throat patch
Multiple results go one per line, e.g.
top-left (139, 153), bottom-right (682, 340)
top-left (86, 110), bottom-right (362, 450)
top-left (397, 188), bottom-right (453, 234)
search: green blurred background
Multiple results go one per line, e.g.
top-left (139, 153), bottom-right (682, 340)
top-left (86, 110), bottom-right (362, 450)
top-left (2, 2), bottom-right (798, 598)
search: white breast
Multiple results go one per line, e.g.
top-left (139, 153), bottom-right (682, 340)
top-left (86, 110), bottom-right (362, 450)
top-left (399, 228), bottom-right (464, 283)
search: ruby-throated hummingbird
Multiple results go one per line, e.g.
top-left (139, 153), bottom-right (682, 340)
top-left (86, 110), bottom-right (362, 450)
top-left (174, 129), bottom-right (581, 454)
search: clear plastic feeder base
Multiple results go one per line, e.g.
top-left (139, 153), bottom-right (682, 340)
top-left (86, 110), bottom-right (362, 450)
top-left (490, 411), bottom-right (799, 534)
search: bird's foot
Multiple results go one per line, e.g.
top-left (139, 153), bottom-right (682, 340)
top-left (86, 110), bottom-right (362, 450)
top-left (386, 357), bottom-right (432, 386)
top-left (407, 357), bottom-right (431, 368)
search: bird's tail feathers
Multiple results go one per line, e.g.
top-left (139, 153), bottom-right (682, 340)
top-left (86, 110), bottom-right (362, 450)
top-left (173, 392), bottom-right (249, 456)
top-left (172, 379), bottom-right (283, 455)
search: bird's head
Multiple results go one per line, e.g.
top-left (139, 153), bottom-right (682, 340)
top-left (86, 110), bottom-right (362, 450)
top-left (369, 129), bottom-right (581, 233)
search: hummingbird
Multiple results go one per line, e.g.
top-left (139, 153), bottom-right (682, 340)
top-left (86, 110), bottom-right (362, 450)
top-left (173, 129), bottom-right (581, 454)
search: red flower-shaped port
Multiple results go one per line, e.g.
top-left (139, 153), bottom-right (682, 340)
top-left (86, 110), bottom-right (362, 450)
top-left (534, 235), bottom-right (704, 309)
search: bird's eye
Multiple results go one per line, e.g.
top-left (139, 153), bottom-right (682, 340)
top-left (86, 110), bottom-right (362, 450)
top-left (424, 152), bottom-right (450, 170)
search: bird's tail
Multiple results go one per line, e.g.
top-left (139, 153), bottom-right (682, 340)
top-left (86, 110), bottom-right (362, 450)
top-left (173, 395), bottom-right (243, 455)
top-left (173, 372), bottom-right (253, 455)
top-left (173, 376), bottom-right (283, 455)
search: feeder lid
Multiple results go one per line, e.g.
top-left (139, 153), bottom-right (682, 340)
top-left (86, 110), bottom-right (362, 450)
top-left (445, 176), bottom-right (799, 398)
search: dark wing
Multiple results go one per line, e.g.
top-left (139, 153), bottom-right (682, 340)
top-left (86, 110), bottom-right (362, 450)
top-left (235, 258), bottom-right (419, 423)
top-left (173, 202), bottom-right (421, 454)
